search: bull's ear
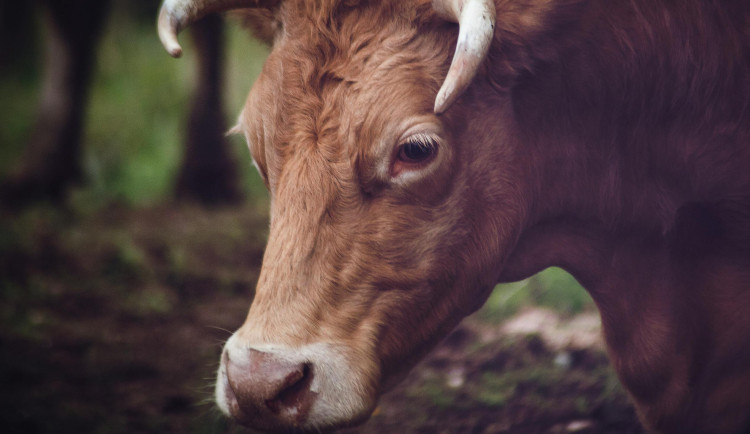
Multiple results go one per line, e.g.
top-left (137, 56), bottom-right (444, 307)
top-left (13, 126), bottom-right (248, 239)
top-left (432, 0), bottom-right (496, 114)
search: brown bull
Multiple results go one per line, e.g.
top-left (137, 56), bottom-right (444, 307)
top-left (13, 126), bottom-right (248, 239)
top-left (158, 0), bottom-right (750, 432)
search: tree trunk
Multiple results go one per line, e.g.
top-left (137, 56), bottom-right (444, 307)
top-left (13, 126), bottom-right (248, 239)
top-left (1, 0), bottom-right (109, 207)
top-left (0, 1), bottom-right (35, 69)
top-left (175, 14), bottom-right (242, 205)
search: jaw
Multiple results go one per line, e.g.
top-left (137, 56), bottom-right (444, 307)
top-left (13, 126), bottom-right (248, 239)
top-left (213, 273), bottom-right (498, 431)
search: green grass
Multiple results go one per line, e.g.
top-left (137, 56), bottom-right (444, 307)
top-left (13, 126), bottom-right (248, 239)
top-left (478, 267), bottom-right (594, 323)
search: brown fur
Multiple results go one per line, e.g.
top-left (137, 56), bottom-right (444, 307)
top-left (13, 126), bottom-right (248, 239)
top-left (226, 0), bottom-right (750, 432)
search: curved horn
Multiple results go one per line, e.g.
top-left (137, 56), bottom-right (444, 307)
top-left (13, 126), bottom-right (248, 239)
top-left (158, 0), bottom-right (273, 57)
top-left (432, 0), bottom-right (496, 114)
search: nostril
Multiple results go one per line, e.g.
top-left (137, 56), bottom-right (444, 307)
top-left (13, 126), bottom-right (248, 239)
top-left (225, 348), bottom-right (318, 424)
top-left (266, 363), bottom-right (314, 414)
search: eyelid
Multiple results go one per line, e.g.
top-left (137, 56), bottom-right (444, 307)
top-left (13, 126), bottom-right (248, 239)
top-left (400, 133), bottom-right (437, 147)
top-left (396, 121), bottom-right (443, 144)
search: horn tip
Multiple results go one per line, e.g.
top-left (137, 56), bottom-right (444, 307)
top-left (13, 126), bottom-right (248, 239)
top-left (434, 71), bottom-right (459, 114)
top-left (434, 94), bottom-right (448, 114)
top-left (434, 85), bottom-right (456, 114)
top-left (168, 45), bottom-right (184, 58)
top-left (158, 3), bottom-right (184, 58)
top-left (158, 24), bottom-right (184, 57)
top-left (159, 34), bottom-right (184, 58)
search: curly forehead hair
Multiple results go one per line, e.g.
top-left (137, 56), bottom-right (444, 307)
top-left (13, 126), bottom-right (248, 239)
top-left (241, 0), bottom-right (452, 159)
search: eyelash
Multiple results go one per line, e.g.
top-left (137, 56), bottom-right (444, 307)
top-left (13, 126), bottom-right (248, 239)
top-left (397, 133), bottom-right (438, 165)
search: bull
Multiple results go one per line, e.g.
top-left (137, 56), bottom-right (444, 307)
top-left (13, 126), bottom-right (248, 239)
top-left (157, 0), bottom-right (750, 432)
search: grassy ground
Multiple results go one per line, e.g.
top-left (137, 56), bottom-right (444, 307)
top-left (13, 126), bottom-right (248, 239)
top-left (0, 5), bottom-right (643, 434)
top-left (0, 204), bottom-right (268, 433)
top-left (0, 203), bottom-right (643, 434)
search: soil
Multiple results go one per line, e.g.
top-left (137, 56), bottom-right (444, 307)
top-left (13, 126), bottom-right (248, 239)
top-left (0, 204), bottom-right (644, 433)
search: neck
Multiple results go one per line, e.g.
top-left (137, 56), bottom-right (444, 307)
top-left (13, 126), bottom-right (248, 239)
top-left (485, 2), bottom-right (750, 429)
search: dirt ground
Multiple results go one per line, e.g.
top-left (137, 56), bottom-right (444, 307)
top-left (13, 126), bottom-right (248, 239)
top-left (0, 204), bottom-right (644, 433)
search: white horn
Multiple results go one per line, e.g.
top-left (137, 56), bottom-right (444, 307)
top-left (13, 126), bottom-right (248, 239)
top-left (158, 0), bottom-right (273, 57)
top-left (432, 0), bottom-right (496, 114)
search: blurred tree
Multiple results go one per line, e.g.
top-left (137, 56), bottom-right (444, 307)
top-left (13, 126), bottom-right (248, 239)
top-left (123, 0), bottom-right (160, 24)
top-left (1, 1), bottom-right (242, 208)
top-left (0, 1), bottom-right (36, 71)
top-left (175, 14), bottom-right (242, 205)
top-left (1, 0), bottom-right (110, 207)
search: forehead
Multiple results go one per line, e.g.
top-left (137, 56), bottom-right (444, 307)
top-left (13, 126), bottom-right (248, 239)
top-left (244, 1), bottom-right (445, 162)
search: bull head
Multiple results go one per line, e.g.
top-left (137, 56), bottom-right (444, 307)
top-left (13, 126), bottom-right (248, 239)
top-left (158, 0), bottom-right (750, 432)
top-left (159, 0), bottom-right (503, 431)
top-left (158, 0), bottom-right (495, 113)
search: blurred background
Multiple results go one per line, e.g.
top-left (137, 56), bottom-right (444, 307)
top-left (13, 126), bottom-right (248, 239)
top-left (0, 1), bottom-right (641, 433)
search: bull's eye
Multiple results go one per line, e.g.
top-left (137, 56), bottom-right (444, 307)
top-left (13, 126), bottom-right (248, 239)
top-left (397, 134), bottom-right (437, 164)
